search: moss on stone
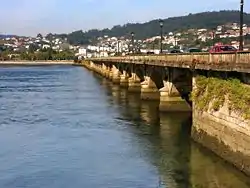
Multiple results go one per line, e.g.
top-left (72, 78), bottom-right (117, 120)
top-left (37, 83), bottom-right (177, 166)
top-left (192, 75), bottom-right (250, 120)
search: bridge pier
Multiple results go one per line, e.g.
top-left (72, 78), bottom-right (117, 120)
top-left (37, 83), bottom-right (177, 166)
top-left (90, 61), bottom-right (95, 71)
top-left (91, 62), bottom-right (100, 73)
top-left (120, 70), bottom-right (129, 87)
top-left (141, 76), bottom-right (160, 100)
top-left (128, 73), bottom-right (141, 92)
top-left (96, 64), bottom-right (103, 75)
top-left (83, 60), bottom-right (91, 70)
top-left (107, 66), bottom-right (113, 80)
top-left (159, 81), bottom-right (191, 112)
top-left (104, 65), bottom-right (113, 79)
top-left (101, 63), bottom-right (109, 78)
top-left (111, 65), bottom-right (121, 84)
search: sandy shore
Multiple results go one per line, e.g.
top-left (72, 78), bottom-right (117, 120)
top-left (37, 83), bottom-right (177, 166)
top-left (0, 61), bottom-right (74, 66)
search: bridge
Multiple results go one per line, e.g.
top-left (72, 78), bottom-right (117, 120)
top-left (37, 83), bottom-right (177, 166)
top-left (91, 52), bottom-right (250, 72)
top-left (76, 52), bottom-right (250, 176)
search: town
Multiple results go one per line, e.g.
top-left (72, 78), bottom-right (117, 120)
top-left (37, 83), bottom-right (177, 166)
top-left (0, 22), bottom-right (250, 61)
top-left (2, 0), bottom-right (250, 187)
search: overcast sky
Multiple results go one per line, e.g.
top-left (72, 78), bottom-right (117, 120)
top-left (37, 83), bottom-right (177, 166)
top-left (0, 0), bottom-right (249, 36)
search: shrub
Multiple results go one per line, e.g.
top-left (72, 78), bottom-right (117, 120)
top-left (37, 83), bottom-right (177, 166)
top-left (192, 75), bottom-right (250, 120)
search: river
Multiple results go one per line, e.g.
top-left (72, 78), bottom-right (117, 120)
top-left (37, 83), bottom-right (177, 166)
top-left (0, 65), bottom-right (250, 188)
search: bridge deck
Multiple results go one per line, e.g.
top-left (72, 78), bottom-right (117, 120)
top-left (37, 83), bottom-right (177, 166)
top-left (89, 52), bottom-right (250, 73)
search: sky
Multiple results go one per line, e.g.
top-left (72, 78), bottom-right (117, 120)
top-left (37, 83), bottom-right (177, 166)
top-left (0, 0), bottom-right (249, 36)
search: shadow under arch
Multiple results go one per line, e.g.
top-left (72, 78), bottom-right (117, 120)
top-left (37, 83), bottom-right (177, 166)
top-left (150, 68), bottom-right (164, 89)
top-left (106, 63), bottom-right (113, 70)
top-left (134, 65), bottom-right (145, 82)
top-left (172, 68), bottom-right (193, 105)
top-left (123, 64), bottom-right (132, 77)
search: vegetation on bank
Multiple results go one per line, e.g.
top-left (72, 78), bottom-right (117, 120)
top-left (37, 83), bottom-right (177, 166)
top-left (192, 76), bottom-right (250, 120)
top-left (0, 49), bottom-right (75, 61)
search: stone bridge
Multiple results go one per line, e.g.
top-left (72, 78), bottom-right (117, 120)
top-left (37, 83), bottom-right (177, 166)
top-left (75, 52), bottom-right (250, 176)
top-left (83, 52), bottom-right (250, 110)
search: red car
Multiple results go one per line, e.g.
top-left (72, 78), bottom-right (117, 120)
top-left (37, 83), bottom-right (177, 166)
top-left (209, 45), bottom-right (237, 53)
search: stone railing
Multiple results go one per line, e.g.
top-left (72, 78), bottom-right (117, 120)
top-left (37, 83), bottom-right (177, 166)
top-left (88, 52), bottom-right (250, 73)
top-left (90, 51), bottom-right (250, 64)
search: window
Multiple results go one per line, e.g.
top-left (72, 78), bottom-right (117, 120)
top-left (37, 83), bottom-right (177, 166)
top-left (189, 48), bottom-right (201, 52)
top-left (227, 46), bottom-right (236, 51)
top-left (220, 46), bottom-right (236, 51)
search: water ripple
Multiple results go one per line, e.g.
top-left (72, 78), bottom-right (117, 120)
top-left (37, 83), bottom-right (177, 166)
top-left (0, 66), bottom-right (249, 188)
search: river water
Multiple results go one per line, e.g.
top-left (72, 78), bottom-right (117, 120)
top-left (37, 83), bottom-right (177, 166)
top-left (0, 65), bottom-right (250, 188)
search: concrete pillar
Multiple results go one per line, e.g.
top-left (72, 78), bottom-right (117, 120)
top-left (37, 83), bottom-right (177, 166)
top-left (85, 61), bottom-right (91, 70)
top-left (108, 68), bottom-right (113, 80)
top-left (102, 65), bottom-right (112, 80)
top-left (141, 76), bottom-right (160, 100)
top-left (111, 65), bottom-right (121, 84)
top-left (101, 63), bottom-right (109, 78)
top-left (159, 80), bottom-right (191, 112)
top-left (128, 73), bottom-right (141, 92)
top-left (96, 64), bottom-right (102, 74)
top-left (95, 63), bottom-right (99, 73)
top-left (88, 62), bottom-right (92, 69)
top-left (89, 61), bottom-right (95, 71)
top-left (95, 64), bottom-right (99, 73)
top-left (120, 70), bottom-right (129, 87)
top-left (104, 66), bottom-right (112, 79)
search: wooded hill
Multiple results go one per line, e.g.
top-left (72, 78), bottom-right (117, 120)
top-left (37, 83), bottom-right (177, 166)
top-left (47, 11), bottom-right (250, 45)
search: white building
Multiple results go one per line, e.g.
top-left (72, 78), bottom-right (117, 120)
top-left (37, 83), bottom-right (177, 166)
top-left (87, 45), bottom-right (99, 51)
top-left (42, 44), bottom-right (50, 49)
top-left (232, 23), bottom-right (238, 30)
top-left (79, 48), bottom-right (87, 56)
top-left (217, 26), bottom-right (223, 31)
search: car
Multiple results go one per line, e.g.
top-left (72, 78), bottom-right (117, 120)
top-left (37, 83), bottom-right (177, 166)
top-left (209, 45), bottom-right (237, 53)
top-left (188, 48), bottom-right (202, 53)
top-left (170, 49), bottom-right (182, 53)
top-left (182, 48), bottom-right (202, 53)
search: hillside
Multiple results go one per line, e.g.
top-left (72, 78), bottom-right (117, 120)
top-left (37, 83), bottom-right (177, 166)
top-left (0, 35), bottom-right (17, 39)
top-left (50, 10), bottom-right (250, 45)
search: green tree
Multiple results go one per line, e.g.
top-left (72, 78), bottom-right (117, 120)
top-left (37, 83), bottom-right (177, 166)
top-left (46, 11), bottom-right (250, 45)
top-left (37, 33), bottom-right (43, 39)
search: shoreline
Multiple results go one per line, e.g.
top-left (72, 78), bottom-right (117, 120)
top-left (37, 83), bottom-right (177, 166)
top-left (0, 61), bottom-right (74, 66)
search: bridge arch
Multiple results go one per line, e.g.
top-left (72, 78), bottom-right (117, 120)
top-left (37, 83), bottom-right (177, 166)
top-left (150, 68), bottom-right (164, 90)
top-left (123, 64), bottom-right (132, 77)
top-left (134, 66), bottom-right (145, 82)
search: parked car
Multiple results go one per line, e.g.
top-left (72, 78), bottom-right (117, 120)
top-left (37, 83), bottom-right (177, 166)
top-left (170, 49), bottom-right (182, 53)
top-left (182, 48), bottom-right (202, 53)
top-left (188, 48), bottom-right (202, 53)
top-left (209, 45), bottom-right (237, 53)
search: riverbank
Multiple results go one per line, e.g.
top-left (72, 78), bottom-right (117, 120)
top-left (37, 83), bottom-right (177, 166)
top-left (192, 75), bottom-right (250, 176)
top-left (0, 61), bottom-right (73, 66)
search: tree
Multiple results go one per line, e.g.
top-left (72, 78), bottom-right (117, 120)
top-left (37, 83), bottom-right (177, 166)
top-left (37, 33), bottom-right (43, 39)
top-left (45, 11), bottom-right (250, 45)
top-left (29, 44), bottom-right (37, 53)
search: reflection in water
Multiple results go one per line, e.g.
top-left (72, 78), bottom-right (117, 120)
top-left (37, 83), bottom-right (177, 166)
top-left (99, 76), bottom-right (250, 188)
top-left (190, 144), bottom-right (250, 188)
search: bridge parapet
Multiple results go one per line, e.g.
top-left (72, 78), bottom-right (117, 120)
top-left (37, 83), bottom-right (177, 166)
top-left (89, 52), bottom-right (250, 73)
